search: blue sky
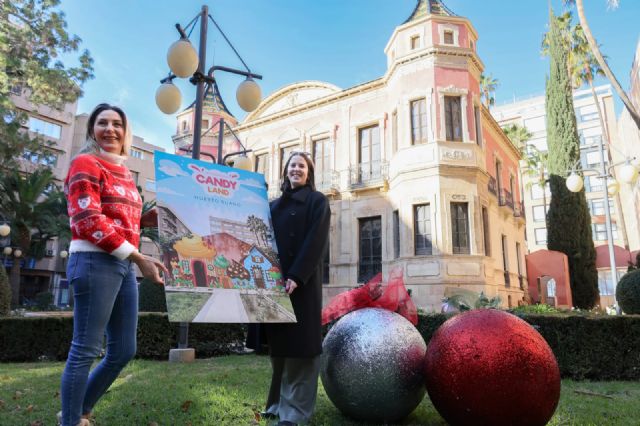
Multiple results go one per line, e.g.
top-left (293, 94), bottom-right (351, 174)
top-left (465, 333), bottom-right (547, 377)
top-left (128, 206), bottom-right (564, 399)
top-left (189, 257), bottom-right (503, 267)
top-left (61, 0), bottom-right (640, 152)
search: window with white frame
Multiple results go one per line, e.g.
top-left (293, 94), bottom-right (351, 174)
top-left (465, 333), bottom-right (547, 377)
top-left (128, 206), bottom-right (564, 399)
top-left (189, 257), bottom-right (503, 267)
top-left (530, 182), bottom-right (550, 200)
top-left (593, 223), bottom-right (618, 241)
top-left (410, 98), bottom-right (428, 145)
top-left (130, 148), bottom-right (144, 159)
top-left (414, 204), bottom-right (432, 255)
top-left (255, 152), bottom-right (270, 180)
top-left (444, 96), bottom-right (462, 141)
top-left (443, 30), bottom-right (454, 45)
top-left (28, 117), bottom-right (62, 139)
top-left (410, 35), bottom-right (420, 50)
top-left (532, 205), bottom-right (547, 222)
top-left (145, 179), bottom-right (156, 192)
top-left (534, 228), bottom-right (547, 245)
top-left (585, 175), bottom-right (603, 193)
top-left (590, 198), bottom-right (615, 216)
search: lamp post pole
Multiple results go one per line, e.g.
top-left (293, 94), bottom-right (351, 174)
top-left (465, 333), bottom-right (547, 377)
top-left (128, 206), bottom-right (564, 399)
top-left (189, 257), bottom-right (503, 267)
top-left (191, 5), bottom-right (208, 161)
top-left (158, 5), bottom-right (262, 359)
top-left (598, 138), bottom-right (618, 292)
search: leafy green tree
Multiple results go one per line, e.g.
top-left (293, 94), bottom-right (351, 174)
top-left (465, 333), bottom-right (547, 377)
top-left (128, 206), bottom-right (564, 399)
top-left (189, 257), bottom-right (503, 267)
top-left (480, 73), bottom-right (499, 108)
top-left (0, 168), bottom-right (68, 306)
top-left (0, 0), bottom-right (94, 169)
top-left (563, 0), bottom-right (640, 130)
top-left (545, 10), bottom-right (599, 309)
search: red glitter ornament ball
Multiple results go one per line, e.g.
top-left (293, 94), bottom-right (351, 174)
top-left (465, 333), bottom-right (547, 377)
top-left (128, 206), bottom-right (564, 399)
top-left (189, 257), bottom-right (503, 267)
top-left (424, 309), bottom-right (560, 426)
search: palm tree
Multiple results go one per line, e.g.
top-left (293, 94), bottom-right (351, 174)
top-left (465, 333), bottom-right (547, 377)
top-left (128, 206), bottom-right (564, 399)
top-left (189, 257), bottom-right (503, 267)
top-left (0, 168), bottom-right (68, 306)
top-left (502, 123), bottom-right (533, 150)
top-left (563, 0), bottom-right (640, 130)
top-left (480, 73), bottom-right (499, 108)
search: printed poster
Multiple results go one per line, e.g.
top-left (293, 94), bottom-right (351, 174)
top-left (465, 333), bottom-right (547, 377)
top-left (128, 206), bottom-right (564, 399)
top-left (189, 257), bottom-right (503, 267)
top-left (154, 151), bottom-right (295, 323)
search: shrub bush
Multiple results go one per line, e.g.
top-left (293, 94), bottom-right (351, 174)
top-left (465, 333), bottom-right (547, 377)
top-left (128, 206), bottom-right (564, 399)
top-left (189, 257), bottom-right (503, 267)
top-left (0, 313), bottom-right (244, 362)
top-left (0, 266), bottom-right (10, 316)
top-left (616, 270), bottom-right (640, 315)
top-left (138, 279), bottom-right (168, 312)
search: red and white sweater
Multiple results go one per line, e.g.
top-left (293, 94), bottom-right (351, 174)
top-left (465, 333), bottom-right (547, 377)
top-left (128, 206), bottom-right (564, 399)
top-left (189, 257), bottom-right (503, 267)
top-left (65, 153), bottom-right (142, 260)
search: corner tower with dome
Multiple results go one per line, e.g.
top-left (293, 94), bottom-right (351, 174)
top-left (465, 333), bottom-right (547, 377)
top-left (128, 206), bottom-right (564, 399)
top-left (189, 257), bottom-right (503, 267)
top-left (222, 0), bottom-right (527, 310)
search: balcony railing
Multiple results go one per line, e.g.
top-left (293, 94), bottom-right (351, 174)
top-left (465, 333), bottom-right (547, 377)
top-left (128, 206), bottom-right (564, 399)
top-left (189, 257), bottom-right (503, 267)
top-left (316, 170), bottom-right (340, 193)
top-left (499, 189), bottom-right (514, 210)
top-left (518, 274), bottom-right (525, 290)
top-left (514, 201), bottom-right (526, 219)
top-left (504, 270), bottom-right (511, 288)
top-left (349, 161), bottom-right (389, 188)
top-left (488, 176), bottom-right (497, 196)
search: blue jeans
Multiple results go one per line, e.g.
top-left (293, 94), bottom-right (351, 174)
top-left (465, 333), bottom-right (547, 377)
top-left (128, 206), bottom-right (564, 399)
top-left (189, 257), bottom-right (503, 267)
top-left (60, 252), bottom-right (138, 426)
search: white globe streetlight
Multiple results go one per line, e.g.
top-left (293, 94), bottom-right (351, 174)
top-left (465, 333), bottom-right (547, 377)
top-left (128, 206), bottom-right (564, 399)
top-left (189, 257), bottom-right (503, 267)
top-left (231, 155), bottom-right (253, 171)
top-left (167, 39), bottom-right (199, 78)
top-left (0, 223), bottom-right (9, 237)
top-left (156, 82), bottom-right (182, 114)
top-left (60, 250), bottom-right (68, 259)
top-left (607, 180), bottom-right (620, 196)
top-left (236, 78), bottom-right (262, 112)
top-left (13, 249), bottom-right (22, 258)
top-left (618, 163), bottom-right (639, 185)
top-left (565, 173), bottom-right (584, 193)
top-left (3, 246), bottom-right (12, 256)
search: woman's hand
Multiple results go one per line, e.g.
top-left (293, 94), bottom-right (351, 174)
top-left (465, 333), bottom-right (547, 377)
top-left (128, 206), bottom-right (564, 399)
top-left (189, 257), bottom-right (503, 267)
top-left (128, 251), bottom-right (168, 284)
top-left (285, 278), bottom-right (298, 295)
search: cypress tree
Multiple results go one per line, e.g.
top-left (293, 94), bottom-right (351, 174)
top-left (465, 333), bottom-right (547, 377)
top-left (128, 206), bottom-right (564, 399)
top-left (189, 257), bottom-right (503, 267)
top-left (545, 10), bottom-right (599, 308)
top-left (0, 266), bottom-right (10, 316)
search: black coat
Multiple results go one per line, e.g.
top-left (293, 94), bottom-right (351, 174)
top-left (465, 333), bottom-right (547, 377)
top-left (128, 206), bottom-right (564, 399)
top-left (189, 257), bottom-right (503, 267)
top-left (265, 185), bottom-right (330, 357)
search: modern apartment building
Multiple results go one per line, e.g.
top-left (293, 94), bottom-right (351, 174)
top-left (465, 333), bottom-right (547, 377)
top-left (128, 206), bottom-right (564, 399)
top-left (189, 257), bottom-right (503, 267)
top-left (492, 84), bottom-right (630, 305)
top-left (193, 0), bottom-right (529, 310)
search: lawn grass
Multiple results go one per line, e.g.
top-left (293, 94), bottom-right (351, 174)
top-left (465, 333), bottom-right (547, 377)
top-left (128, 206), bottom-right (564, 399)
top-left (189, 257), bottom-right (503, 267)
top-left (1, 355), bottom-right (638, 425)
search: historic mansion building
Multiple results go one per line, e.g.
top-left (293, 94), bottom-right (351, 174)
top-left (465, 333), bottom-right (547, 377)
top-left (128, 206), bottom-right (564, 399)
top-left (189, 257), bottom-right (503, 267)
top-left (173, 0), bottom-right (527, 310)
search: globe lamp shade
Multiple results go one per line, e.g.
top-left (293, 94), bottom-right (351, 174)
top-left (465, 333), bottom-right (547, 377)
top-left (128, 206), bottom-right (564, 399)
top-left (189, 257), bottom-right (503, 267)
top-left (3, 247), bottom-right (12, 256)
top-left (13, 249), bottom-right (22, 258)
top-left (60, 250), bottom-right (69, 259)
top-left (607, 180), bottom-right (620, 196)
top-left (618, 163), bottom-right (638, 185)
top-left (565, 173), bottom-right (584, 193)
top-left (0, 223), bottom-right (9, 237)
top-left (156, 83), bottom-right (182, 114)
top-left (236, 78), bottom-right (262, 112)
top-left (232, 155), bottom-right (253, 171)
top-left (167, 39), bottom-right (198, 78)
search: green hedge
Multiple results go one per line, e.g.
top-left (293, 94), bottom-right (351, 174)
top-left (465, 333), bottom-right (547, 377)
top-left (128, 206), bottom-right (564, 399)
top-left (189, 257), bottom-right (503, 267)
top-left (3, 311), bottom-right (640, 380)
top-left (0, 313), bottom-right (244, 362)
top-left (415, 312), bottom-right (640, 381)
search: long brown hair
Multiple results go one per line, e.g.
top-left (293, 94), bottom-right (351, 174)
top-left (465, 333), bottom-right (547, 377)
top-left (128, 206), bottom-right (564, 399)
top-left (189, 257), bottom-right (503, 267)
top-left (280, 151), bottom-right (316, 192)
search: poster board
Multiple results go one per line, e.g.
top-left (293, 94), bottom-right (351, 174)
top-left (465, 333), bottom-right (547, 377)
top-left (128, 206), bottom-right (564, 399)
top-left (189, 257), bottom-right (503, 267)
top-left (154, 151), bottom-right (295, 323)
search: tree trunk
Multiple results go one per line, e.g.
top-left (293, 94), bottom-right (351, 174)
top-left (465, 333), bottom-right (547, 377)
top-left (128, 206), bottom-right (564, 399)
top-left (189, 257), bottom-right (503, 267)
top-left (575, 0), bottom-right (640, 130)
top-left (9, 261), bottom-right (20, 307)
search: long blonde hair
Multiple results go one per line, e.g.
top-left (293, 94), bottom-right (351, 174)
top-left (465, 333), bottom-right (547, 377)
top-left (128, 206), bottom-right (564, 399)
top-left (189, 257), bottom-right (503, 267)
top-left (76, 103), bottom-right (132, 158)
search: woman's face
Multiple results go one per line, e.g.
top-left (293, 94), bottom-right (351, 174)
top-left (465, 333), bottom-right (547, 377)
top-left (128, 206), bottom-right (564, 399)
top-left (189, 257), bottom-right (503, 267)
top-left (287, 154), bottom-right (309, 189)
top-left (93, 109), bottom-right (125, 154)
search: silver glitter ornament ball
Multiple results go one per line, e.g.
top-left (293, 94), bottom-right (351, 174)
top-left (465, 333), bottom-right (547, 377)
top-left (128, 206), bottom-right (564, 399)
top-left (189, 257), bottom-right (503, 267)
top-left (320, 307), bottom-right (427, 422)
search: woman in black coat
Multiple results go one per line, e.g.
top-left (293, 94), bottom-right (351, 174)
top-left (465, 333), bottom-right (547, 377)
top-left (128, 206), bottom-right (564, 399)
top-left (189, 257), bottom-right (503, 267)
top-left (263, 151), bottom-right (330, 426)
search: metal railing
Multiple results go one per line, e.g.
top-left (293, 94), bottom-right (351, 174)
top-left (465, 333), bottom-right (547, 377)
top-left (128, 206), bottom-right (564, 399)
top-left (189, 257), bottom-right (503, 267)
top-left (316, 170), bottom-right (340, 193)
top-left (349, 161), bottom-right (389, 187)
top-left (488, 176), bottom-right (497, 196)
top-left (499, 189), bottom-right (514, 210)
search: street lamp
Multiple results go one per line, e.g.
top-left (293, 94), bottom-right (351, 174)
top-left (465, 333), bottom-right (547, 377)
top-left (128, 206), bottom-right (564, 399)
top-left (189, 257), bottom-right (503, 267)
top-left (156, 5), bottom-right (262, 359)
top-left (0, 223), bottom-right (9, 237)
top-left (566, 141), bottom-right (639, 295)
top-left (156, 4), bottom-right (262, 160)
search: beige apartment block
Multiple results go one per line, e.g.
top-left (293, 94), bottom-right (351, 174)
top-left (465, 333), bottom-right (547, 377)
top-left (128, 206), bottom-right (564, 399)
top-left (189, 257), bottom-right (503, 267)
top-left (492, 85), bottom-right (629, 302)
top-left (614, 37), bottom-right (640, 253)
top-left (204, 1), bottom-right (529, 310)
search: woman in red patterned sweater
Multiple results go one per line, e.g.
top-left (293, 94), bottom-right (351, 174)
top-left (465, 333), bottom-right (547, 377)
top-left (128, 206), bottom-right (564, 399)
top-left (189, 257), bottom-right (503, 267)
top-left (59, 104), bottom-right (167, 426)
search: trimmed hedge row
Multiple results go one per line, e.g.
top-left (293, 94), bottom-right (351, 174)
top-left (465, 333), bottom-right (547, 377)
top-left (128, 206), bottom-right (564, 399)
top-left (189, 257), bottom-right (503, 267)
top-left (415, 312), bottom-right (640, 381)
top-left (2, 311), bottom-right (639, 380)
top-left (0, 313), bottom-right (244, 362)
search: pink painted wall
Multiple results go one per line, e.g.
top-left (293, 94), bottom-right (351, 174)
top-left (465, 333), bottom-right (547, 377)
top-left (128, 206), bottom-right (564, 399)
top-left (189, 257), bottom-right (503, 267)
top-left (526, 250), bottom-right (573, 307)
top-left (595, 245), bottom-right (634, 268)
